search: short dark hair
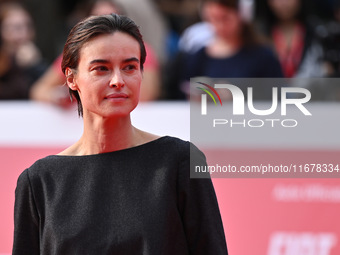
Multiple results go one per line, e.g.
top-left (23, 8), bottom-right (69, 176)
top-left (201, 0), bottom-right (263, 47)
top-left (61, 13), bottom-right (146, 117)
top-left (200, 0), bottom-right (239, 10)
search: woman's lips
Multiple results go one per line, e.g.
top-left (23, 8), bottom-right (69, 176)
top-left (105, 93), bottom-right (128, 99)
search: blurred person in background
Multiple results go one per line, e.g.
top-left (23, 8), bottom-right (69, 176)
top-left (313, 1), bottom-right (340, 77)
top-left (166, 0), bottom-right (283, 100)
top-left (115, 0), bottom-right (169, 65)
top-left (0, 2), bottom-right (46, 100)
top-left (30, 0), bottom-right (161, 106)
top-left (153, 0), bottom-right (202, 56)
top-left (177, 0), bottom-right (254, 54)
top-left (257, 0), bottom-right (326, 78)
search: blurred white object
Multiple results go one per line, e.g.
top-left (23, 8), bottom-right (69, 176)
top-left (0, 101), bottom-right (190, 147)
top-left (178, 22), bottom-right (214, 54)
top-left (239, 0), bottom-right (254, 22)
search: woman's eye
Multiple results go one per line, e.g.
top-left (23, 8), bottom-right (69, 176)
top-left (93, 66), bottom-right (108, 72)
top-left (124, 64), bottom-right (137, 71)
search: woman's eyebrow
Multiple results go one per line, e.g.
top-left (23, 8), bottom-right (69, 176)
top-left (89, 58), bottom-right (139, 65)
top-left (123, 57), bottom-right (139, 64)
top-left (89, 59), bottom-right (110, 65)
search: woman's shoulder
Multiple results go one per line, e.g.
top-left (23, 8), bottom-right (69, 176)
top-left (16, 154), bottom-right (59, 187)
top-left (146, 135), bottom-right (191, 157)
top-left (159, 135), bottom-right (189, 147)
top-left (23, 154), bottom-right (60, 175)
top-left (135, 135), bottom-right (206, 168)
top-left (132, 130), bottom-right (191, 152)
top-left (161, 136), bottom-right (206, 163)
top-left (138, 135), bottom-right (205, 164)
top-left (156, 136), bottom-right (202, 151)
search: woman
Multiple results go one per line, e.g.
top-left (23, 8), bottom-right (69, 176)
top-left (167, 0), bottom-right (283, 99)
top-left (258, 0), bottom-right (325, 78)
top-left (13, 14), bottom-right (228, 254)
top-left (0, 2), bottom-right (46, 99)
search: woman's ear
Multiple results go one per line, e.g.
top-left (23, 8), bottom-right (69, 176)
top-left (65, 68), bottom-right (78, 91)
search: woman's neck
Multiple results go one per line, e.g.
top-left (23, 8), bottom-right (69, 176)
top-left (274, 20), bottom-right (303, 47)
top-left (276, 19), bottom-right (300, 33)
top-left (60, 111), bottom-right (160, 156)
top-left (207, 35), bottom-right (242, 58)
top-left (65, 114), bottom-right (140, 156)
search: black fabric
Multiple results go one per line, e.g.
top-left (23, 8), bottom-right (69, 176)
top-left (0, 55), bottom-right (47, 100)
top-left (183, 45), bottom-right (284, 80)
top-left (13, 136), bottom-right (228, 255)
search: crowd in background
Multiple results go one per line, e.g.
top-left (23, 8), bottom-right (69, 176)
top-left (1, 0), bottom-right (340, 104)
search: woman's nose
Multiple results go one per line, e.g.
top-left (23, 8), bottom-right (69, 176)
top-left (109, 71), bottom-right (125, 88)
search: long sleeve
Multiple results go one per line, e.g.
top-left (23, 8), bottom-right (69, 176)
top-left (13, 169), bottom-right (40, 255)
top-left (177, 143), bottom-right (228, 255)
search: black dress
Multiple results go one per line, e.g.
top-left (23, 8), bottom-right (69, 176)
top-left (13, 136), bottom-right (228, 255)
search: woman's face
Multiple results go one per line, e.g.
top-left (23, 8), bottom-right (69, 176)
top-left (90, 1), bottom-right (119, 16)
top-left (67, 32), bottom-right (142, 118)
top-left (203, 2), bottom-right (242, 39)
top-left (1, 8), bottom-right (34, 47)
top-left (268, 0), bottom-right (300, 22)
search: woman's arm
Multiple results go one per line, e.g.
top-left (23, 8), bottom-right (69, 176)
top-left (177, 143), bottom-right (228, 255)
top-left (13, 169), bottom-right (40, 255)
